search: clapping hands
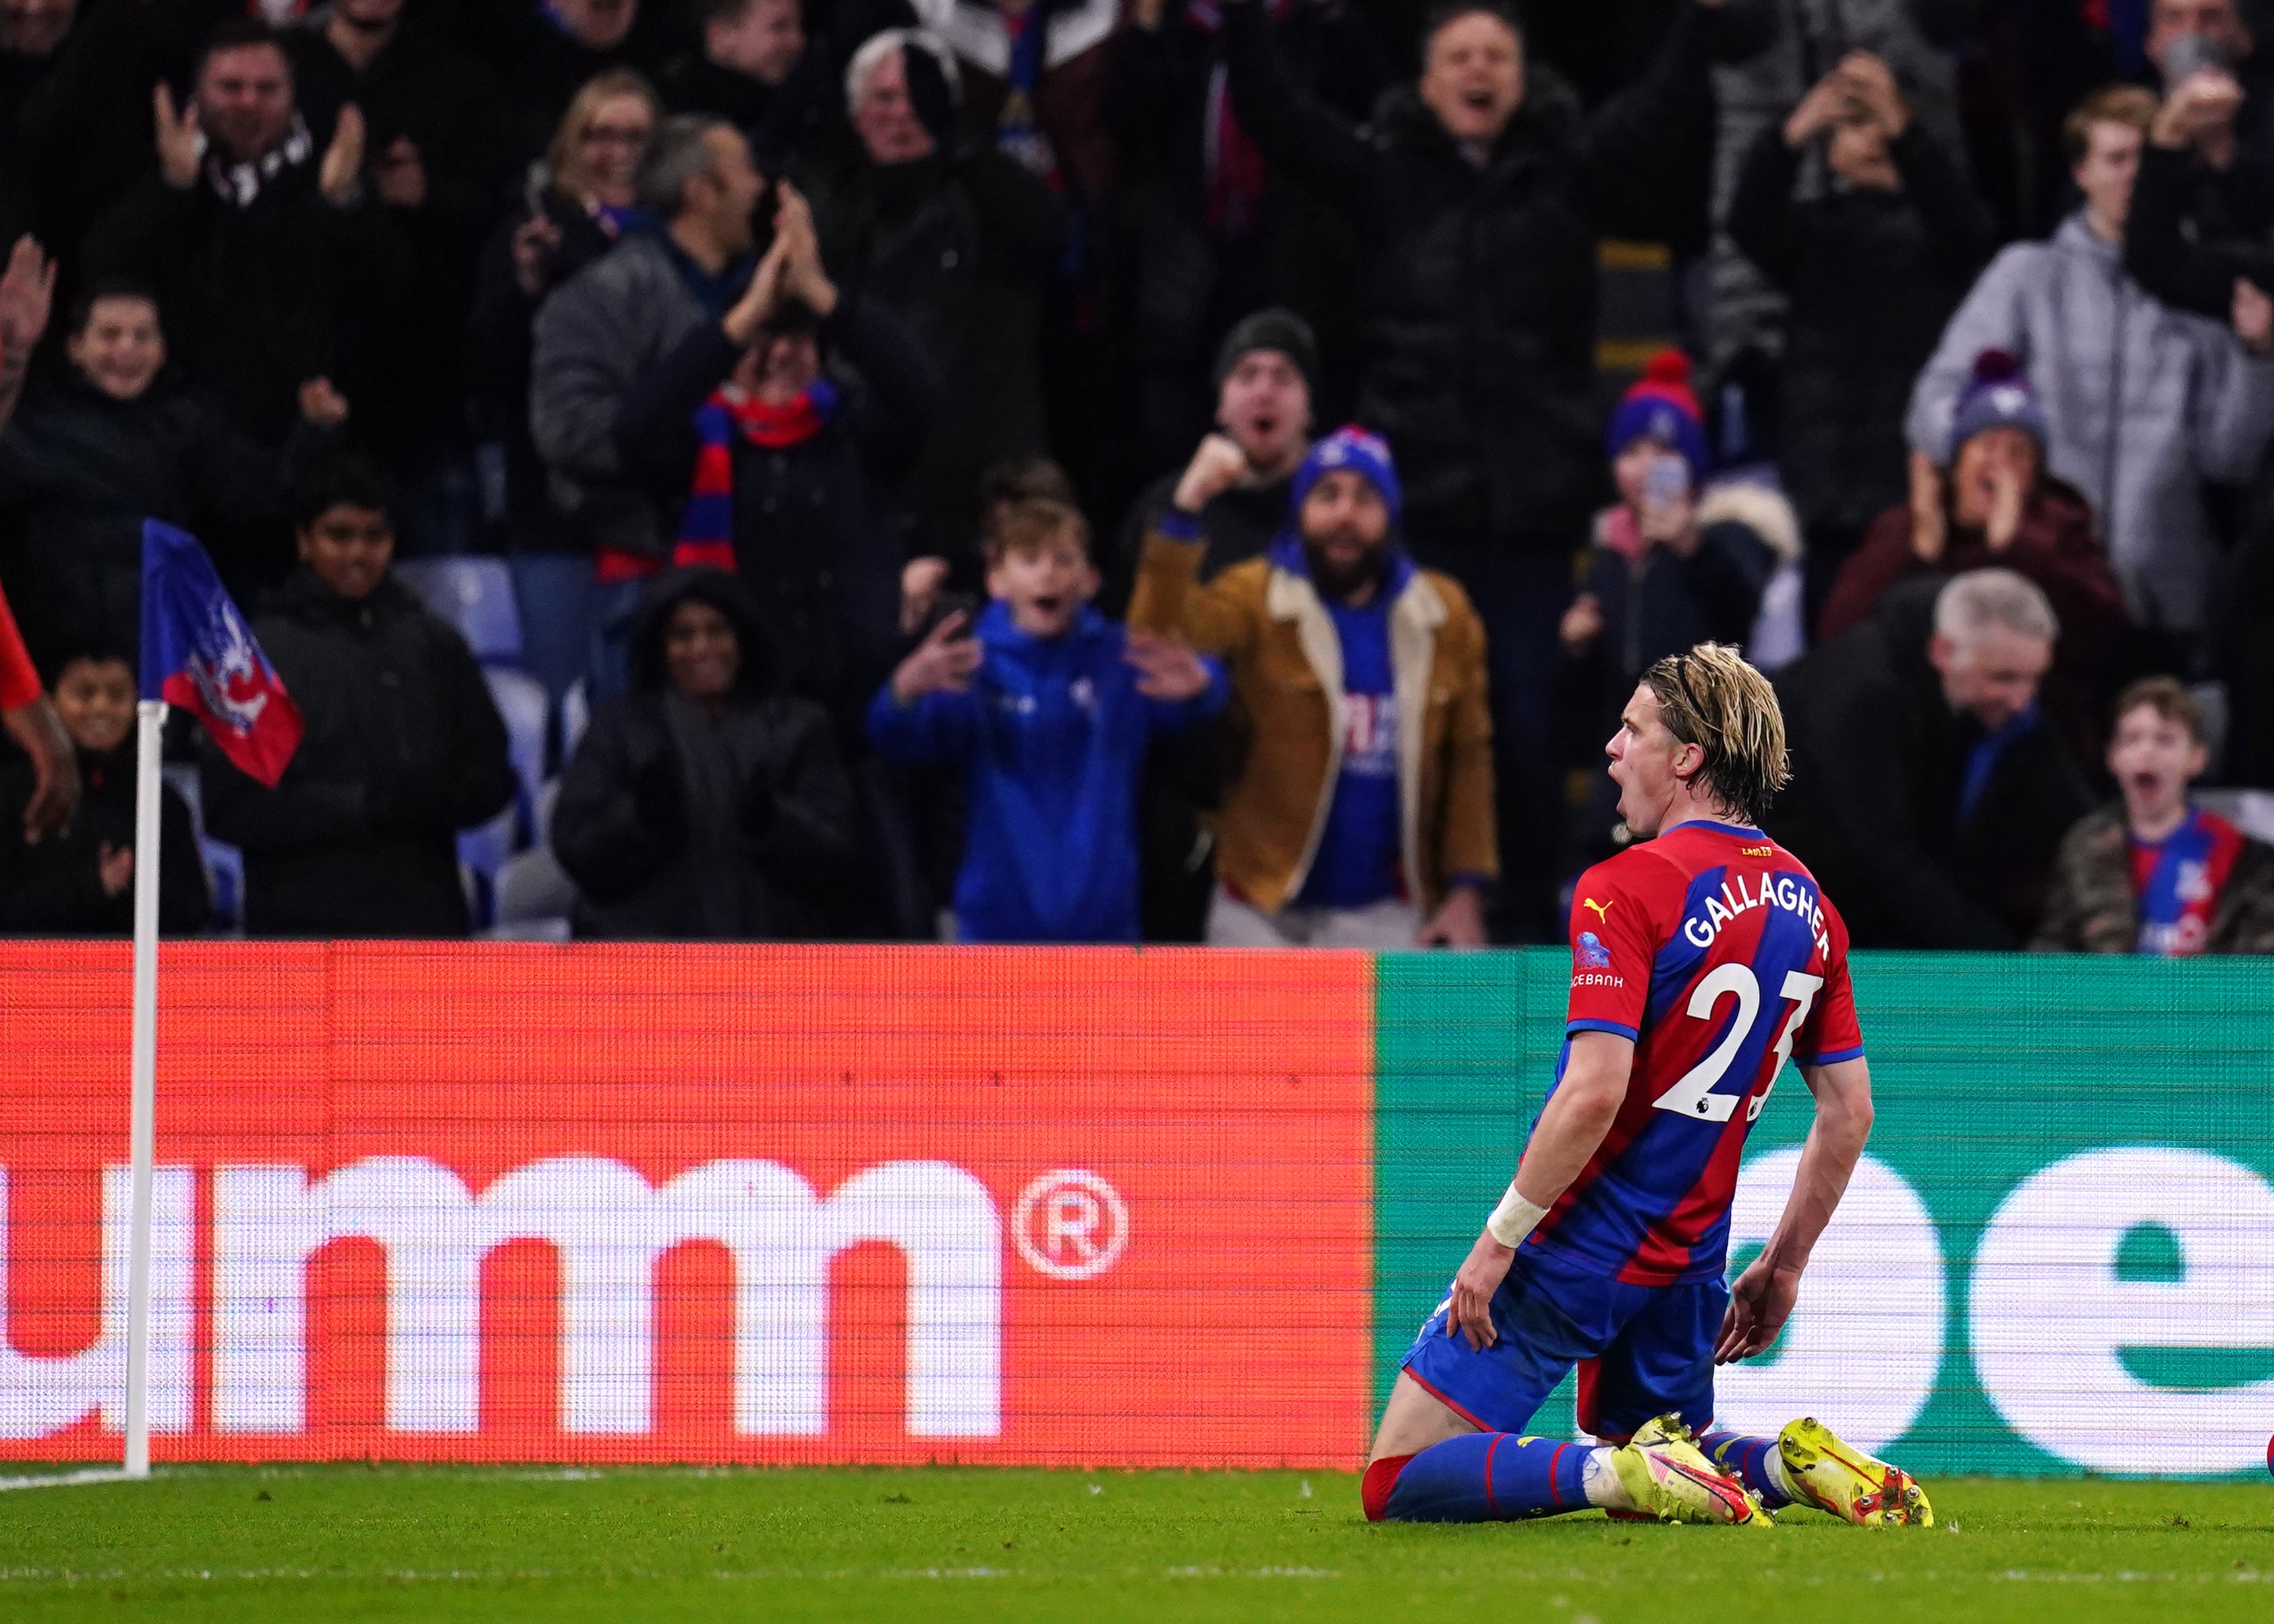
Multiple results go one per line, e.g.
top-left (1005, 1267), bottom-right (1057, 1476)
top-left (723, 179), bottom-right (838, 345)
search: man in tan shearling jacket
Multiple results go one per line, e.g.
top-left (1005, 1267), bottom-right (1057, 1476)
top-left (1130, 425), bottom-right (1496, 946)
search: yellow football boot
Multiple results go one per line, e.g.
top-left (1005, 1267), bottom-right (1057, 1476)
top-left (1776, 1416), bottom-right (1933, 1526)
top-left (1610, 1413), bottom-right (1775, 1528)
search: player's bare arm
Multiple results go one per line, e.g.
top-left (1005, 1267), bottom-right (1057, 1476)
top-left (1717, 1055), bottom-right (1873, 1363)
top-left (1369, 1031), bottom-right (1635, 1464)
top-left (1446, 1031), bottom-right (1635, 1354)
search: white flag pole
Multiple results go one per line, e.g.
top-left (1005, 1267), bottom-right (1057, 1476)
top-left (121, 697), bottom-right (166, 1478)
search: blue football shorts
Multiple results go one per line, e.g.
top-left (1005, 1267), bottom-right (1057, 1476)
top-left (1400, 1244), bottom-right (1728, 1443)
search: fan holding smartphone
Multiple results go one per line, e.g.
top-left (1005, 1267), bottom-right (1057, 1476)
top-left (1557, 351), bottom-right (1804, 868)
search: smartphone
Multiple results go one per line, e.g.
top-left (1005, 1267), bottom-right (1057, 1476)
top-left (2164, 31), bottom-right (2235, 84)
top-left (926, 591), bottom-right (982, 639)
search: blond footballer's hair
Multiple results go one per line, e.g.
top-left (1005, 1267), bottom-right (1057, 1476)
top-left (1640, 642), bottom-right (1791, 825)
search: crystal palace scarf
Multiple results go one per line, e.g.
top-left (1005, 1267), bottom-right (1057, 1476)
top-left (671, 380), bottom-right (843, 571)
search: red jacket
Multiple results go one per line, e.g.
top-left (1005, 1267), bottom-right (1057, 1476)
top-left (1821, 478), bottom-right (2128, 649)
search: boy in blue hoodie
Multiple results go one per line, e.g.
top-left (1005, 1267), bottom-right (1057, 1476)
top-left (867, 498), bottom-right (1225, 941)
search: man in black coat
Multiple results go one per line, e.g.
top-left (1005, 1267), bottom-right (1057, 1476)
top-left (1222, 0), bottom-right (1736, 560)
top-left (284, 0), bottom-right (509, 486)
top-left (1110, 306), bottom-right (1318, 610)
top-left (1218, 0), bottom-right (1746, 937)
top-left (9, 0), bottom-right (239, 278)
top-left (1767, 570), bottom-right (2094, 950)
top-left (461, 0), bottom-right (673, 171)
top-left (200, 457), bottom-right (514, 937)
top-left (1106, 0), bottom-right (1392, 465)
top-left (2119, 0), bottom-right (2274, 316)
top-left (550, 566), bottom-right (857, 939)
top-left (80, 20), bottom-right (414, 446)
top-left (615, 179), bottom-right (938, 735)
top-left (658, 0), bottom-right (833, 170)
top-left (792, 28), bottom-right (1065, 558)
top-left (1107, 306), bottom-right (1317, 940)
top-left (1726, 49), bottom-right (1993, 628)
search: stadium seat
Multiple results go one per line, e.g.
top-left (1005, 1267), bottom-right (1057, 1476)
top-left (485, 917), bottom-right (572, 942)
top-left (491, 844), bottom-right (577, 940)
top-left (397, 556), bottom-right (523, 666)
top-left (559, 678), bottom-right (591, 767)
top-left (457, 804), bottom-right (519, 929)
top-left (484, 667), bottom-right (550, 840)
top-left (2196, 788), bottom-right (2274, 845)
top-left (162, 762), bottom-right (240, 934)
top-left (534, 778), bottom-right (561, 848)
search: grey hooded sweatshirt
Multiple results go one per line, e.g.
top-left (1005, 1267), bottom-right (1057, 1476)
top-left (1906, 212), bottom-right (2274, 635)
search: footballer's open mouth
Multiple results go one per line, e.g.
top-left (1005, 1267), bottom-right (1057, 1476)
top-left (1029, 593), bottom-right (1066, 619)
top-left (1462, 87), bottom-right (1497, 114)
top-left (2127, 770), bottom-right (2171, 799)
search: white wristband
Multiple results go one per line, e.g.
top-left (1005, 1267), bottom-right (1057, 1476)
top-left (1485, 1182), bottom-right (1547, 1249)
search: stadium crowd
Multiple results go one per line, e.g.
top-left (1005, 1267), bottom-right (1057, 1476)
top-left (4, 0), bottom-right (2274, 956)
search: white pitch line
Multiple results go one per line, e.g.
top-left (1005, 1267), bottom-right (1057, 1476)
top-left (0, 1470), bottom-right (142, 1492)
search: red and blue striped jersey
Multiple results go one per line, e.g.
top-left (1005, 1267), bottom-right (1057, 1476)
top-left (1530, 819), bottom-right (1865, 1286)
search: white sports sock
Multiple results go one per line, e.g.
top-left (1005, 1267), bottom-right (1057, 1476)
top-left (1759, 1444), bottom-right (1804, 1505)
top-left (1581, 1447), bottom-right (1632, 1510)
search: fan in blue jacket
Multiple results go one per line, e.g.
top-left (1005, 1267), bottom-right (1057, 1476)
top-left (868, 498), bottom-right (1226, 942)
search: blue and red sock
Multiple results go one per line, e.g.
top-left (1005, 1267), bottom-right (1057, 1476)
top-left (1698, 1429), bottom-right (1794, 1509)
top-left (1361, 1433), bottom-right (1593, 1523)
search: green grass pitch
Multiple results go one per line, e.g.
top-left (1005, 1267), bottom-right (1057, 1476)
top-left (1, 1466), bottom-right (2269, 1622)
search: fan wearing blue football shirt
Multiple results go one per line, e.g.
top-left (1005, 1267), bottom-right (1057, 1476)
top-left (1298, 587), bottom-right (1402, 910)
top-left (868, 498), bottom-right (1225, 941)
top-left (1133, 424), bottom-right (1496, 948)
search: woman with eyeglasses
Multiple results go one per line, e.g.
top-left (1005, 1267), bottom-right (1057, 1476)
top-left (469, 69), bottom-right (661, 706)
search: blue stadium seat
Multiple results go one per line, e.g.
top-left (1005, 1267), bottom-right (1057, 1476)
top-left (397, 556), bottom-right (523, 666)
top-left (492, 844), bottom-right (577, 938)
top-left (559, 678), bottom-right (591, 767)
top-left (162, 763), bottom-right (239, 934)
top-left (486, 917), bottom-right (571, 942)
top-left (457, 804), bottom-right (519, 930)
top-left (534, 778), bottom-right (561, 849)
top-left (484, 667), bottom-right (550, 841)
top-left (205, 842), bottom-right (243, 930)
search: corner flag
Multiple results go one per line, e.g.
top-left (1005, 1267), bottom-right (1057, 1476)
top-left (121, 521), bottom-right (302, 1478)
top-left (139, 519), bottom-right (302, 786)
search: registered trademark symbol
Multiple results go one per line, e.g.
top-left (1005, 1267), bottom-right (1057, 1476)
top-left (1013, 1169), bottom-right (1128, 1280)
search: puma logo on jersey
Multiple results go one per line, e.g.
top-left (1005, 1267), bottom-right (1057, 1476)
top-left (1582, 897), bottom-right (1614, 922)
